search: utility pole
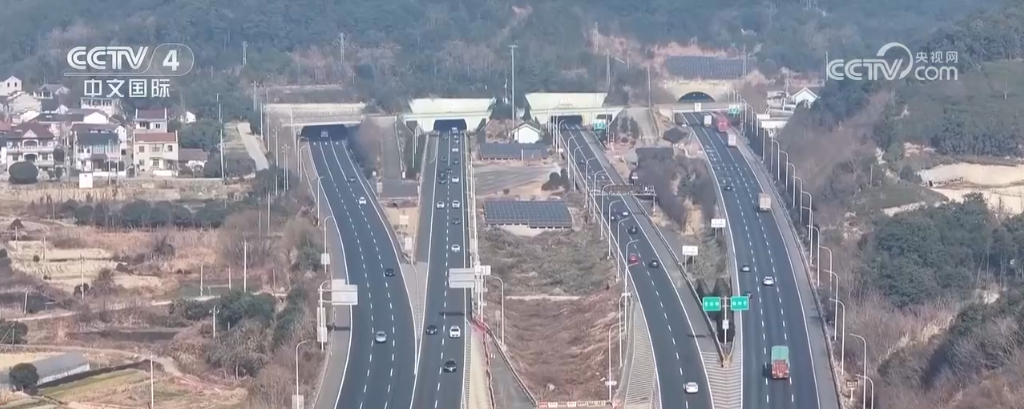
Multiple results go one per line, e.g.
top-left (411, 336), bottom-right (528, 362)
top-left (252, 81), bottom-right (257, 111)
top-left (339, 33), bottom-right (346, 66)
top-left (218, 93), bottom-right (224, 180)
top-left (646, 66), bottom-right (653, 107)
top-left (242, 41), bottom-right (248, 66)
top-left (243, 240), bottom-right (248, 292)
top-left (509, 44), bottom-right (518, 139)
top-left (606, 54), bottom-right (611, 92)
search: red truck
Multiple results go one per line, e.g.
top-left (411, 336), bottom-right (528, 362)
top-left (714, 113), bottom-right (729, 133)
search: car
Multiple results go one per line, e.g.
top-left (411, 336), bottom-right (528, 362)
top-left (439, 178), bottom-right (447, 185)
top-left (684, 382), bottom-right (699, 394)
top-left (374, 331), bottom-right (387, 344)
top-left (451, 176), bottom-right (460, 183)
top-left (320, 130), bottom-right (329, 138)
top-left (384, 268), bottom-right (396, 277)
top-left (452, 147), bottom-right (460, 152)
top-left (724, 185), bottom-right (733, 191)
top-left (451, 244), bottom-right (461, 252)
top-left (628, 254), bottom-right (639, 263)
top-left (628, 225), bottom-right (638, 234)
top-left (620, 210), bottom-right (629, 217)
top-left (648, 259), bottom-right (660, 268)
top-left (358, 196), bottom-right (367, 205)
top-left (741, 265), bottom-right (751, 273)
top-left (425, 325), bottom-right (439, 335)
top-left (443, 359), bottom-right (458, 372)
top-left (763, 276), bottom-right (776, 286)
top-left (438, 171), bottom-right (447, 178)
top-left (440, 156), bottom-right (448, 162)
top-left (451, 200), bottom-right (461, 208)
top-left (449, 326), bottom-right (462, 338)
top-left (743, 290), bottom-right (752, 297)
top-left (452, 158), bottom-right (460, 164)
top-left (451, 217), bottom-right (461, 225)
top-left (610, 214), bottom-right (619, 222)
top-left (436, 201), bottom-right (446, 209)
top-left (348, 177), bottom-right (357, 183)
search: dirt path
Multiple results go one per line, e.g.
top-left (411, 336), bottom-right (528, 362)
top-left (10, 296), bottom-right (217, 322)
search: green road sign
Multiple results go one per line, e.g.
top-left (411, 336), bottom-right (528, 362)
top-left (594, 121), bottom-right (607, 130)
top-left (702, 296), bottom-right (722, 312)
top-left (730, 295), bottom-right (750, 311)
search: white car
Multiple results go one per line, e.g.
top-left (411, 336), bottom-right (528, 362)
top-left (684, 382), bottom-right (699, 394)
top-left (436, 201), bottom-right (446, 209)
top-left (449, 326), bottom-right (461, 338)
top-left (762, 276), bottom-right (775, 286)
top-left (452, 147), bottom-right (460, 152)
top-left (451, 176), bottom-right (460, 183)
top-left (451, 244), bottom-right (461, 253)
top-left (358, 196), bottom-right (367, 205)
top-left (374, 331), bottom-right (387, 344)
top-left (452, 200), bottom-right (461, 208)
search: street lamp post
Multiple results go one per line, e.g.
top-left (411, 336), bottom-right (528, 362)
top-left (779, 150), bottom-right (789, 182)
top-left (850, 333), bottom-right (869, 409)
top-left (322, 215), bottom-right (335, 256)
top-left (317, 176), bottom-right (327, 222)
top-left (831, 298), bottom-right (846, 373)
top-left (607, 321), bottom-right (624, 402)
top-left (857, 374), bottom-right (875, 409)
top-left (819, 245), bottom-right (833, 289)
top-left (786, 163), bottom-right (796, 193)
top-left (793, 176), bottom-right (803, 207)
top-left (828, 270), bottom-right (840, 302)
top-left (295, 339), bottom-right (311, 404)
top-left (485, 276), bottom-right (506, 348)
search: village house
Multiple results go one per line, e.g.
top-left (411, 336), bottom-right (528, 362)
top-left (134, 108), bottom-right (169, 133)
top-left (133, 131), bottom-right (179, 176)
top-left (5, 122), bottom-right (57, 170)
top-left (80, 96), bottom-right (122, 118)
top-left (32, 84), bottom-right (71, 100)
top-left (178, 148), bottom-right (208, 171)
top-left (74, 130), bottom-right (123, 174)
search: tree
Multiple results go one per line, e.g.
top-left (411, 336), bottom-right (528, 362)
top-left (0, 319), bottom-right (28, 344)
top-left (9, 363), bottom-right (38, 391)
top-left (8, 162), bottom-right (38, 184)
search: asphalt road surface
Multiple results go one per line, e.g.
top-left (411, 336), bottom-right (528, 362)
top-left (310, 137), bottom-right (417, 409)
top-left (562, 126), bottom-right (714, 409)
top-left (686, 112), bottom-right (835, 409)
top-left (411, 131), bottom-right (470, 409)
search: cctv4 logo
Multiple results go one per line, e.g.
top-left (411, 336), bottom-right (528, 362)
top-left (66, 46), bottom-right (182, 73)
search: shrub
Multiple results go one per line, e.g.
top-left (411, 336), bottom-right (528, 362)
top-left (8, 162), bottom-right (39, 184)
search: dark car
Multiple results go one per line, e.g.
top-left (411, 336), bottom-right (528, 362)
top-left (440, 156), bottom-right (447, 162)
top-left (452, 158), bottom-right (460, 165)
top-left (443, 359), bottom-right (458, 372)
top-left (451, 217), bottom-right (461, 225)
top-left (648, 259), bottom-right (661, 268)
top-left (628, 225), bottom-right (639, 234)
top-left (723, 185), bottom-right (733, 191)
top-left (426, 325), bottom-right (439, 335)
top-left (384, 268), bottom-right (396, 277)
top-left (439, 178), bottom-right (447, 185)
top-left (348, 177), bottom-right (357, 183)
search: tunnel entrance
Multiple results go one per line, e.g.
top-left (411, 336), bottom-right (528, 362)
top-left (678, 92), bottom-right (715, 102)
top-left (299, 124), bottom-right (356, 141)
top-left (550, 115), bottom-right (583, 128)
top-left (433, 119), bottom-right (468, 133)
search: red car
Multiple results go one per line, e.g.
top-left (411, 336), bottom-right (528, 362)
top-left (628, 254), bottom-right (639, 263)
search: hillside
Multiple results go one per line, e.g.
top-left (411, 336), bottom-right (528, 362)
top-left (771, 2), bottom-right (1024, 408)
top-left (0, 0), bottom-right (1006, 119)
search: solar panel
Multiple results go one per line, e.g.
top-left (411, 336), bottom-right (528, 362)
top-left (483, 200), bottom-right (572, 228)
top-left (381, 178), bottom-right (418, 198)
top-left (478, 142), bottom-right (549, 161)
top-left (665, 56), bottom-right (745, 80)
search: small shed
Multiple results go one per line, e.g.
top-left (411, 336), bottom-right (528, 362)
top-left (0, 352), bottom-right (91, 388)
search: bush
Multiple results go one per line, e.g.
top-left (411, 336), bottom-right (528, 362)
top-left (8, 162), bottom-right (39, 184)
top-left (0, 319), bottom-right (29, 344)
top-left (9, 363), bottom-right (38, 391)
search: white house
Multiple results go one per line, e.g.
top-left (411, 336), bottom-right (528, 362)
top-left (80, 96), bottom-right (122, 118)
top-left (67, 109), bottom-right (110, 125)
top-left (511, 122), bottom-right (543, 144)
top-left (32, 84), bottom-right (70, 100)
top-left (179, 110), bottom-right (197, 124)
top-left (0, 76), bottom-right (22, 96)
top-left (790, 87), bottom-right (819, 108)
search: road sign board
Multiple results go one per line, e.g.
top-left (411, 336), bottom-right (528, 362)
top-left (682, 245), bottom-right (699, 256)
top-left (702, 296), bottom-right (722, 312)
top-left (320, 253), bottom-right (330, 266)
top-left (449, 267), bottom-right (476, 289)
top-left (604, 184), bottom-right (641, 194)
top-left (711, 218), bottom-right (726, 229)
top-left (694, 103), bottom-right (703, 112)
top-left (594, 120), bottom-right (607, 130)
top-left (730, 295), bottom-right (750, 311)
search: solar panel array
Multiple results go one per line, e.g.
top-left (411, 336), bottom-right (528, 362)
top-left (484, 200), bottom-right (572, 228)
top-left (478, 142), bottom-right (549, 161)
top-left (381, 178), bottom-right (419, 198)
top-left (665, 56), bottom-right (745, 80)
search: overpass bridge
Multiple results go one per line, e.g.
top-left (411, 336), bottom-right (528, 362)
top-left (266, 103), bottom-right (366, 127)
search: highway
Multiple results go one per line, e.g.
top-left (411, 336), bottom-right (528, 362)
top-left (411, 131), bottom-right (470, 409)
top-left (686, 112), bottom-right (836, 409)
top-left (309, 136), bottom-right (417, 409)
top-left (561, 125), bottom-right (714, 409)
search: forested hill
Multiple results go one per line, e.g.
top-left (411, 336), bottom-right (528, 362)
top-left (0, 0), bottom-right (1006, 116)
top-left (802, 2), bottom-right (1024, 160)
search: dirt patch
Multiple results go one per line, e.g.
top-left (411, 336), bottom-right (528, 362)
top-left (384, 205), bottom-right (419, 258)
top-left (40, 368), bottom-right (245, 409)
top-left (481, 177), bottom-right (564, 201)
top-left (920, 162), bottom-right (1024, 186)
top-left (481, 222), bottom-right (617, 402)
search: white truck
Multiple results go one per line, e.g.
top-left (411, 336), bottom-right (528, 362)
top-left (703, 114), bottom-right (713, 128)
top-left (727, 132), bottom-right (737, 147)
top-left (758, 193), bottom-right (771, 212)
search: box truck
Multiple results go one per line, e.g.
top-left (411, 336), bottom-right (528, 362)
top-left (703, 114), bottom-right (713, 128)
top-left (770, 346), bottom-right (790, 379)
top-left (727, 132), bottom-right (737, 147)
top-left (715, 114), bottom-right (729, 133)
top-left (758, 193), bottom-right (771, 212)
